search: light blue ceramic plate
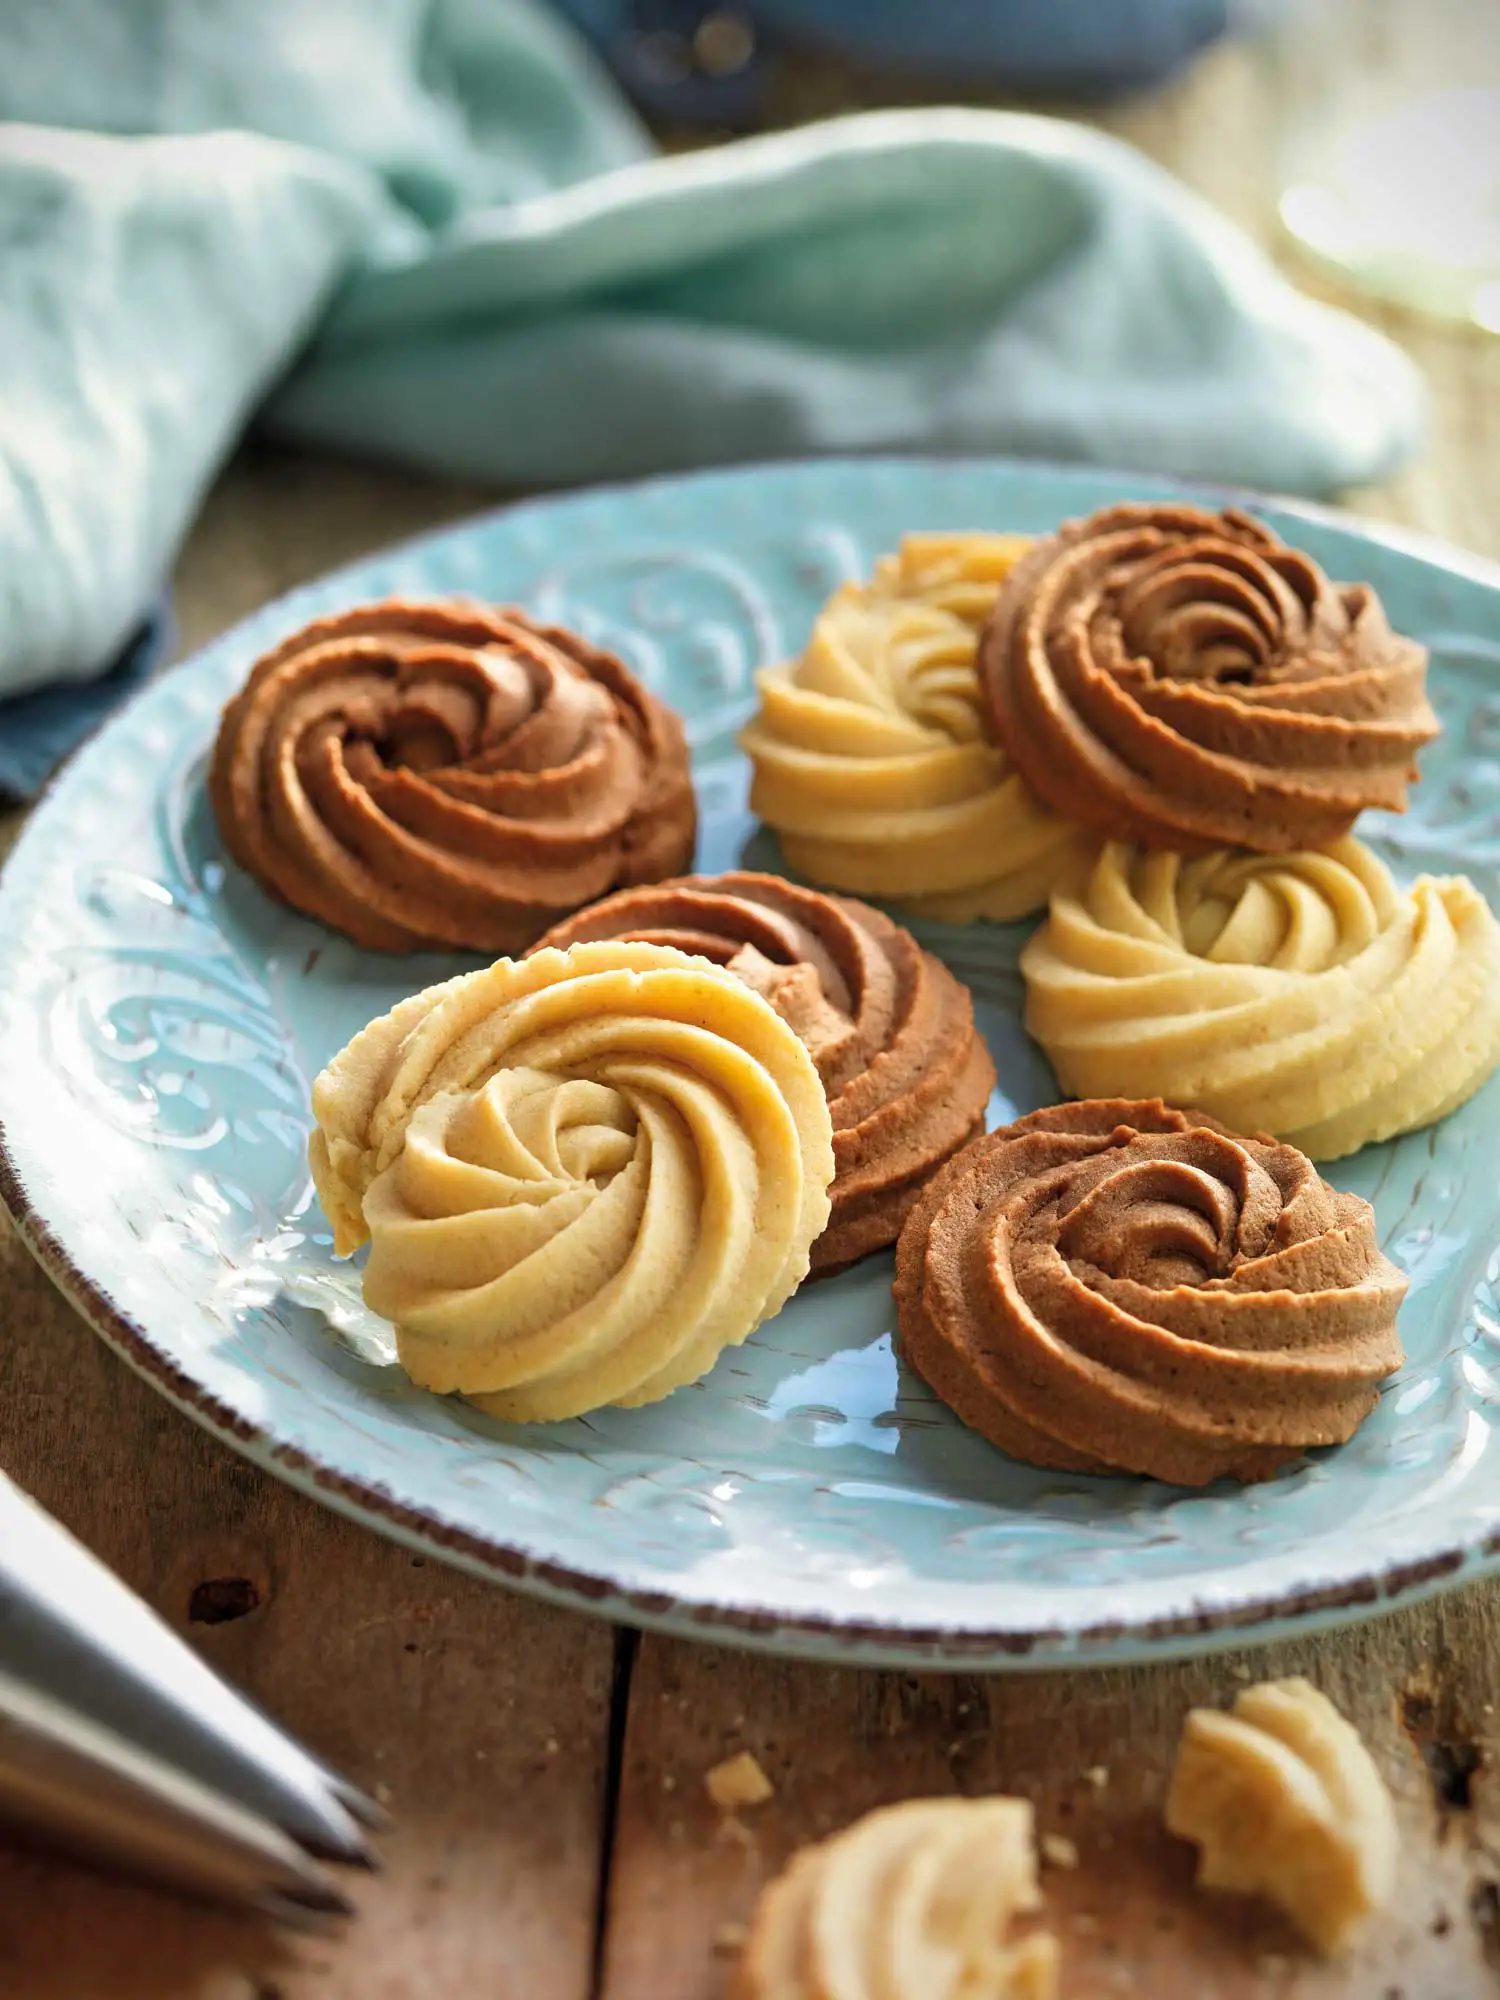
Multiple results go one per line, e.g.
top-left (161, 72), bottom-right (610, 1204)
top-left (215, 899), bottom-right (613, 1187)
top-left (4, 459), bottom-right (1499, 1670)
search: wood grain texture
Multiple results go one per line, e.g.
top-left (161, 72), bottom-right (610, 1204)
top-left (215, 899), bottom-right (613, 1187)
top-left (599, 1605), bottom-right (1500, 2000)
top-left (0, 1207), bottom-right (619, 2000)
top-left (3, 15), bottom-right (1500, 1998)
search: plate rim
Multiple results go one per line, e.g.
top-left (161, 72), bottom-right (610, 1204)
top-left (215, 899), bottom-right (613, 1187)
top-left (5, 451), bottom-right (1500, 1669)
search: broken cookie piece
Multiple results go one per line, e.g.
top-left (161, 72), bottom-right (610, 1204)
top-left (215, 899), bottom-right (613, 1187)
top-left (735, 1796), bottom-right (1057, 1999)
top-left (1166, 1677), bottom-right (1397, 1954)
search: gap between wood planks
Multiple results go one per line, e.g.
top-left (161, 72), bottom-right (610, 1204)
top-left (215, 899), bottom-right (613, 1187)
top-left (591, 1627), bottom-right (642, 2000)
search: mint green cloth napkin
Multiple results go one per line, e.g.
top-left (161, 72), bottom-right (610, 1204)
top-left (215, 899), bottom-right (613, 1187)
top-left (0, 0), bottom-right (1425, 706)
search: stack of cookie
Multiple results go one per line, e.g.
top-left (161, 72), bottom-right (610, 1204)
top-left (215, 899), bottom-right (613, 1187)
top-left (210, 592), bottom-right (999, 1429)
top-left (301, 870), bottom-right (1000, 1419)
top-left (744, 502), bottom-right (1500, 1159)
top-left (535, 872), bottom-right (995, 1274)
top-left (205, 501), bottom-right (1498, 1488)
top-left (741, 503), bottom-right (1500, 1483)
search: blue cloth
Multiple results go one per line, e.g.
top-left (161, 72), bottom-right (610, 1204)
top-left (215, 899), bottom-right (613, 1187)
top-left (0, 604), bottom-right (170, 802)
top-left (0, 0), bottom-right (1426, 788)
top-left (554, 0), bottom-right (1232, 123)
top-left (750, 0), bottom-right (1232, 89)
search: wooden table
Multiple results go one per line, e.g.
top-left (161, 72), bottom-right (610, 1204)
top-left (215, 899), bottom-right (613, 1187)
top-left (4, 28), bottom-right (1500, 2000)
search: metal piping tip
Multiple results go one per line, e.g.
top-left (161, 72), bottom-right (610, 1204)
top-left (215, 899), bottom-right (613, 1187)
top-left (254, 1887), bottom-right (355, 1933)
top-left (294, 1813), bottom-right (381, 1869)
top-left (321, 1775), bottom-right (390, 1835)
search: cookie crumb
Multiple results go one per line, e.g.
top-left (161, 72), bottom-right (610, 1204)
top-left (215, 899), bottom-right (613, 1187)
top-left (706, 1751), bottom-right (774, 1808)
top-left (1230, 1663), bottom-right (1253, 1682)
top-left (713, 1921), bottom-right (748, 1957)
top-left (1042, 1834), bottom-right (1079, 1869)
top-left (373, 1780), bottom-right (394, 1806)
top-left (1084, 1764), bottom-right (1110, 1790)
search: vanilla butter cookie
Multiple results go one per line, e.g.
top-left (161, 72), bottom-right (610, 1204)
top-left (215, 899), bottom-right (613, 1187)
top-left (735, 1797), bottom-right (1057, 2000)
top-left (1022, 836), bottom-right (1500, 1158)
top-left (309, 942), bottom-right (833, 1419)
top-left (740, 535), bottom-right (1089, 921)
top-left (1168, 1678), bottom-right (1397, 1955)
top-left (537, 872), bottom-right (995, 1271)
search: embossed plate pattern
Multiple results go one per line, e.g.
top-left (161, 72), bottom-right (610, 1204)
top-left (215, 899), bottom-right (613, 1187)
top-left (3, 459), bottom-right (1500, 1669)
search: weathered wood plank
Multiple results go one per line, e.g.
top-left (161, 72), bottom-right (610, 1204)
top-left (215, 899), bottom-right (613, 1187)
top-left (597, 1601), bottom-right (1500, 1999)
top-left (0, 1211), bottom-right (619, 1999)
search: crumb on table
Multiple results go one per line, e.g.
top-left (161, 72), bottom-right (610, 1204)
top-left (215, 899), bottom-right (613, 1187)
top-left (705, 1750), bottom-right (775, 1808)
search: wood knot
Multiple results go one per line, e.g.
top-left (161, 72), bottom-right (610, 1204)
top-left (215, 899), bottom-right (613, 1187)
top-left (1400, 1675), bottom-right (1479, 1814)
top-left (188, 1576), bottom-right (262, 1625)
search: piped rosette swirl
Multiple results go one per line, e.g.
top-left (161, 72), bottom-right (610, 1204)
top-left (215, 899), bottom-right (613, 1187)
top-left (210, 599), bottom-right (696, 953)
top-left (537, 872), bottom-right (996, 1270)
top-left (308, 942), bottom-right (833, 1420)
top-left (735, 1797), bottom-right (1056, 2000)
top-left (739, 534), bottom-right (1091, 920)
top-left (893, 1101), bottom-right (1405, 1486)
top-left (1167, 1678), bottom-right (1398, 1957)
top-left (1021, 837), bottom-right (1500, 1158)
top-left (980, 504), bottom-right (1437, 852)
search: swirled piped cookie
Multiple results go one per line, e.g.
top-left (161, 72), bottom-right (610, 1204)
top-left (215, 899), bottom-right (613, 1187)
top-left (980, 504), bottom-right (1438, 853)
top-left (1167, 1678), bottom-right (1397, 1955)
top-left (739, 535), bottom-right (1091, 920)
top-left (893, 1101), bottom-right (1405, 1486)
top-left (1021, 837), bottom-right (1500, 1158)
top-left (210, 600), bottom-right (696, 953)
top-left (308, 943), bottom-right (833, 1420)
top-left (537, 872), bottom-right (995, 1271)
top-left (734, 1797), bottom-right (1057, 2000)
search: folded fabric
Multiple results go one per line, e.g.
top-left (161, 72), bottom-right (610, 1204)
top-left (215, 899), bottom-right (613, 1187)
top-left (272, 108), bottom-right (1425, 497)
top-left (0, 123), bottom-right (378, 702)
top-left (0, 0), bottom-right (1426, 744)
